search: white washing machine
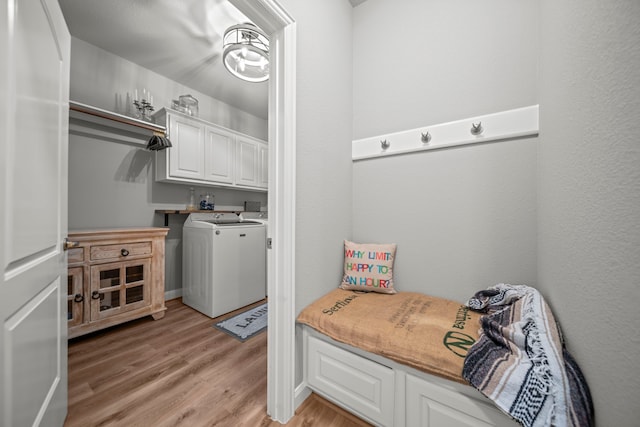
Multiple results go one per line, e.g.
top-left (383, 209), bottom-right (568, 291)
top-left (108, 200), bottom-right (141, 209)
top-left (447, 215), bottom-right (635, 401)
top-left (239, 211), bottom-right (269, 295)
top-left (182, 212), bottom-right (266, 318)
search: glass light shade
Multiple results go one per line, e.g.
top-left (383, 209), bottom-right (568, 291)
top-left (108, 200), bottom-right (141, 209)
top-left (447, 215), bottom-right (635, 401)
top-left (223, 23), bottom-right (269, 83)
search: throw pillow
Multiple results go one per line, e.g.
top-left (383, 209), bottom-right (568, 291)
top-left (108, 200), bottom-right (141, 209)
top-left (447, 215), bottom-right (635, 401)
top-left (340, 240), bottom-right (397, 294)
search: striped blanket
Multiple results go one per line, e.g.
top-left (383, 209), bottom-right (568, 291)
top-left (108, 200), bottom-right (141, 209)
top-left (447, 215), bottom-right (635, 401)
top-left (462, 284), bottom-right (594, 427)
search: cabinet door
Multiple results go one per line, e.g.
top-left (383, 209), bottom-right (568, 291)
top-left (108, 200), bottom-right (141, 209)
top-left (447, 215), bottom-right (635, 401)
top-left (204, 125), bottom-right (234, 184)
top-left (168, 114), bottom-right (204, 179)
top-left (307, 335), bottom-right (395, 426)
top-left (90, 259), bottom-right (151, 321)
top-left (235, 136), bottom-right (259, 187)
top-left (67, 267), bottom-right (84, 327)
top-left (405, 374), bottom-right (519, 427)
top-left (258, 142), bottom-right (269, 188)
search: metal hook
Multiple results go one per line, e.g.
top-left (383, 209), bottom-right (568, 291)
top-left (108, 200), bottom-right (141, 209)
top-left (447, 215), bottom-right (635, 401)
top-left (421, 132), bottom-right (431, 143)
top-left (470, 122), bottom-right (484, 135)
top-left (380, 139), bottom-right (390, 149)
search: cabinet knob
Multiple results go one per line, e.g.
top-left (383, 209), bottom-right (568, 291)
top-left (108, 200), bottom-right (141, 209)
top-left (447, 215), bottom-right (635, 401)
top-left (74, 293), bottom-right (84, 303)
top-left (121, 248), bottom-right (130, 257)
top-left (91, 291), bottom-right (101, 300)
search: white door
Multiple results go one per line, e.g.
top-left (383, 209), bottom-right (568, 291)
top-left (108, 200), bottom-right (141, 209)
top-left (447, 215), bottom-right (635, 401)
top-left (0, 0), bottom-right (70, 426)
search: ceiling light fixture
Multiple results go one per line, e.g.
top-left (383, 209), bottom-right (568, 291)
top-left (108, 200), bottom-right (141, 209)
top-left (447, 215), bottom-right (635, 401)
top-left (223, 23), bottom-right (269, 83)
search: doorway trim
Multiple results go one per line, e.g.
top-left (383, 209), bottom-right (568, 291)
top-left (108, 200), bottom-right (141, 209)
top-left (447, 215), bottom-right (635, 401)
top-left (228, 0), bottom-right (297, 423)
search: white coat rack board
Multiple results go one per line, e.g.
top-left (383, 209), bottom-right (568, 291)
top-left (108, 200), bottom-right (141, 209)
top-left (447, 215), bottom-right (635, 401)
top-left (352, 105), bottom-right (539, 161)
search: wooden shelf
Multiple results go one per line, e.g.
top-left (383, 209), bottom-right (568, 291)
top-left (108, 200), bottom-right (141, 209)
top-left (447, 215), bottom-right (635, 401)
top-left (70, 101), bottom-right (166, 134)
top-left (155, 209), bottom-right (241, 226)
top-left (69, 101), bottom-right (167, 145)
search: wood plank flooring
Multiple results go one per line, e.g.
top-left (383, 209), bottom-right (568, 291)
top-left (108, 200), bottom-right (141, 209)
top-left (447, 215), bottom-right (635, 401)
top-left (65, 298), bottom-right (370, 427)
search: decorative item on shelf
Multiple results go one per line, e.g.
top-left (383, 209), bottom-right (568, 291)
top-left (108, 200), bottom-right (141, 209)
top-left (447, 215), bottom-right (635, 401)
top-left (223, 23), bottom-right (269, 83)
top-left (171, 99), bottom-right (188, 114)
top-left (199, 193), bottom-right (214, 210)
top-left (244, 201), bottom-right (261, 212)
top-left (178, 94), bottom-right (199, 117)
top-left (133, 88), bottom-right (155, 122)
top-left (187, 187), bottom-right (196, 211)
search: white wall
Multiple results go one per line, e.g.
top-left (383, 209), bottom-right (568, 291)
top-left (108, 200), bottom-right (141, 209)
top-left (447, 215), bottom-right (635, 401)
top-left (351, 0), bottom-right (538, 302)
top-left (275, 0), bottom-right (354, 313)
top-left (538, 1), bottom-right (640, 425)
top-left (70, 38), bottom-right (268, 140)
top-left (68, 38), bottom-right (268, 295)
top-left (352, 0), bottom-right (539, 139)
top-left (350, 0), bottom-right (640, 424)
top-left (352, 139), bottom-right (537, 303)
top-left (274, 0), bottom-right (354, 388)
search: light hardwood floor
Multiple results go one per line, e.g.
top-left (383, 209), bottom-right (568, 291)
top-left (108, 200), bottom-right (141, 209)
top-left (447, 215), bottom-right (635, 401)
top-left (65, 298), bottom-right (371, 427)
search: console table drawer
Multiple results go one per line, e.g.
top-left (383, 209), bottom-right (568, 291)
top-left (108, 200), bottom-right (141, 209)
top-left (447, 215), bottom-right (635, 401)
top-left (68, 247), bottom-right (84, 264)
top-left (90, 241), bottom-right (152, 261)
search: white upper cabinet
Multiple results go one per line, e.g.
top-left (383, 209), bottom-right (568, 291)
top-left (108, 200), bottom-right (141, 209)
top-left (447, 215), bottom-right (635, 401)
top-left (258, 143), bottom-right (269, 188)
top-left (155, 108), bottom-right (267, 191)
top-left (236, 135), bottom-right (259, 187)
top-left (204, 126), bottom-right (234, 184)
top-left (236, 135), bottom-right (268, 189)
top-left (167, 114), bottom-right (204, 180)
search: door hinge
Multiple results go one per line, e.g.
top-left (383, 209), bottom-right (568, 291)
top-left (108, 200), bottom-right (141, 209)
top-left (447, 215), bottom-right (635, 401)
top-left (267, 238), bottom-right (272, 249)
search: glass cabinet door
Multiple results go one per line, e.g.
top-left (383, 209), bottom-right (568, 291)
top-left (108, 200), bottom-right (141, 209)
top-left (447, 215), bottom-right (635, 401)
top-left (90, 258), bottom-right (151, 320)
top-left (67, 267), bottom-right (84, 327)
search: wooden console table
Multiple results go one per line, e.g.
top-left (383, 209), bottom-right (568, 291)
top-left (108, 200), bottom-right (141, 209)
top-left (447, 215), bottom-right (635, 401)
top-left (67, 227), bottom-right (169, 339)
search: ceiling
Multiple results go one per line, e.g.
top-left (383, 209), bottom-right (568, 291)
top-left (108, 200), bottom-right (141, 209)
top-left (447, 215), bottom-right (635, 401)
top-left (59, 0), bottom-right (269, 119)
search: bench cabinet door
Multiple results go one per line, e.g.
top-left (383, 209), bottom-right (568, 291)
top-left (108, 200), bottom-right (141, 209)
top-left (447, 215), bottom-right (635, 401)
top-left (405, 374), bottom-right (519, 427)
top-left (307, 335), bottom-right (395, 426)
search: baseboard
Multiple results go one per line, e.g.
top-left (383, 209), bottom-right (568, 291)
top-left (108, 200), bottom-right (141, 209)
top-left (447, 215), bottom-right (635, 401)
top-left (294, 382), bottom-right (312, 411)
top-left (165, 288), bottom-right (182, 301)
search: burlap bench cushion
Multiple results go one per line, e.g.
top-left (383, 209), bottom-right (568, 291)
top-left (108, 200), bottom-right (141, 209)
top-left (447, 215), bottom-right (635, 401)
top-left (297, 288), bottom-right (482, 383)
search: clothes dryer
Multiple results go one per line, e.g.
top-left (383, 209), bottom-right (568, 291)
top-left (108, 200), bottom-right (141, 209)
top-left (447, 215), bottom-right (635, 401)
top-left (182, 212), bottom-right (266, 318)
top-left (239, 211), bottom-right (268, 232)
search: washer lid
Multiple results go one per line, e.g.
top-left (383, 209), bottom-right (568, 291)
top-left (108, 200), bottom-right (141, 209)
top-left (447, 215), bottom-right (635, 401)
top-left (211, 220), bottom-right (262, 227)
top-left (186, 212), bottom-right (239, 224)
